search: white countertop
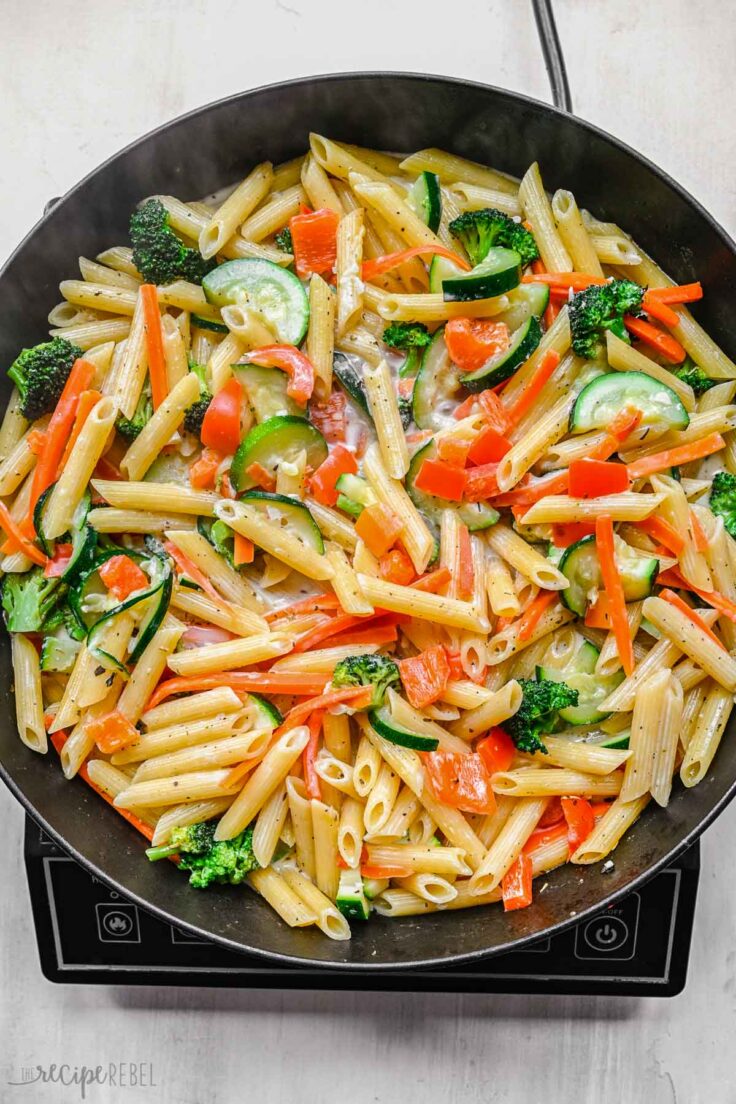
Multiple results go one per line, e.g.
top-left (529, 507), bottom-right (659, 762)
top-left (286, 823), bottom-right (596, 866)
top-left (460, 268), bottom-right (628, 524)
top-left (2, 2), bottom-right (736, 1101)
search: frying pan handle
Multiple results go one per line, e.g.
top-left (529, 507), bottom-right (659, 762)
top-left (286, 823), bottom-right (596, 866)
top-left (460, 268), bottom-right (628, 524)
top-left (531, 0), bottom-right (573, 113)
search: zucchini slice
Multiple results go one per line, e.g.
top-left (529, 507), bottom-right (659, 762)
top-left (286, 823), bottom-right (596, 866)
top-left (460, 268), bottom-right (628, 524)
top-left (429, 254), bottom-right (467, 294)
top-left (234, 364), bottom-right (301, 423)
top-left (248, 692), bottom-right (283, 728)
top-left (191, 314), bottom-right (229, 334)
top-left (441, 247), bottom-right (522, 302)
top-left (202, 258), bottom-right (309, 345)
top-left (497, 283), bottom-right (550, 332)
top-left (240, 490), bottom-right (324, 552)
top-left (34, 487), bottom-right (96, 579)
top-left (538, 639), bottom-right (624, 726)
top-left (333, 352), bottom-right (372, 419)
top-left (230, 415), bottom-right (328, 492)
top-left (411, 327), bottom-right (462, 431)
top-left (369, 705), bottom-right (439, 751)
top-left (406, 171), bottom-right (442, 233)
top-left (336, 868), bottom-right (371, 921)
top-left (570, 371), bottom-right (690, 435)
top-left (335, 473), bottom-right (377, 518)
top-left (559, 534), bottom-right (659, 616)
top-left (406, 440), bottom-right (499, 531)
top-left (460, 315), bottom-right (542, 392)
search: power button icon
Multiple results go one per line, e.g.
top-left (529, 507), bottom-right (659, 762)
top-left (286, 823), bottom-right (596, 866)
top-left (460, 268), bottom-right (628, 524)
top-left (583, 916), bottom-right (629, 953)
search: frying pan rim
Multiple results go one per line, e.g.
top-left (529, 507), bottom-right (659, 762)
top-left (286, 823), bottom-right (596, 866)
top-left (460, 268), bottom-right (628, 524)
top-left (2, 70), bottom-right (735, 971)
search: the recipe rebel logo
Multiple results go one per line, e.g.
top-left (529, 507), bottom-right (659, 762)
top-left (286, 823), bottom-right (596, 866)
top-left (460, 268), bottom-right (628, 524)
top-left (5, 1062), bottom-right (157, 1099)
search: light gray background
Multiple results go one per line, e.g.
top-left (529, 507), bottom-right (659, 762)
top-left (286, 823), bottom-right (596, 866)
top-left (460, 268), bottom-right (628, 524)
top-left (1, 2), bottom-right (736, 1102)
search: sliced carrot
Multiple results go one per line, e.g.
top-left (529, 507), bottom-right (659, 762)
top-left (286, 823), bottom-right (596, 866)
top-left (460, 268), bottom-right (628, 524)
top-left (140, 284), bottom-right (168, 408)
top-left (689, 509), bottom-right (709, 554)
top-left (146, 672), bottom-right (327, 710)
top-left (646, 282), bottom-right (703, 306)
top-left (189, 448), bottom-right (223, 489)
top-left (624, 314), bottom-right (686, 364)
top-left (26, 428), bottom-right (47, 456)
top-left (503, 350), bottom-right (561, 426)
top-left (544, 299), bottom-right (561, 328)
top-left (414, 457), bottom-right (467, 502)
top-left (361, 862), bottom-right (413, 879)
top-left (642, 295), bottom-right (679, 329)
top-left (266, 594), bottom-right (342, 623)
top-left (276, 685), bottom-right (373, 735)
top-left (595, 515), bottom-right (634, 675)
top-left (410, 566), bottom-right (452, 593)
top-left (245, 461), bottom-right (277, 492)
top-left (362, 244), bottom-right (470, 282)
top-left (398, 645), bottom-right (450, 709)
top-left (551, 522), bottom-right (596, 547)
top-left (437, 434), bottom-right (472, 467)
top-left (463, 462), bottom-right (501, 502)
top-left (354, 502), bottom-right (403, 557)
top-left (378, 548), bottom-right (416, 586)
top-left (60, 388), bottom-right (102, 469)
top-left (659, 588), bottom-right (726, 650)
top-left (516, 590), bottom-right (557, 642)
top-left (568, 458), bottom-right (630, 498)
top-left (233, 532), bottom-right (255, 566)
top-left (466, 424), bottom-right (512, 465)
top-left (163, 540), bottom-right (222, 603)
top-left (626, 432), bottom-right (725, 480)
top-left (0, 502), bottom-right (47, 566)
top-left (222, 759), bottom-right (259, 789)
top-left (28, 357), bottom-right (95, 523)
top-left (635, 515), bottom-right (686, 556)
top-left (309, 390), bottom-right (347, 443)
top-left (657, 567), bottom-right (736, 625)
top-left (456, 523), bottom-right (474, 600)
top-left (303, 709), bottom-right (324, 800)
top-left (98, 554), bottom-right (149, 599)
top-left (521, 272), bottom-right (608, 291)
top-left (424, 750), bottom-right (496, 815)
top-left (327, 621), bottom-right (399, 648)
top-left (309, 444), bottom-right (358, 507)
top-left (444, 318), bottom-right (510, 373)
top-left (585, 593), bottom-right (613, 630)
top-left (476, 727), bottom-right (516, 775)
top-left (478, 389), bottom-right (511, 432)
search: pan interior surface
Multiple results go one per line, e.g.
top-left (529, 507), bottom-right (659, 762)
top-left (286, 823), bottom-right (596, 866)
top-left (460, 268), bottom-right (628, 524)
top-left (1, 73), bottom-right (735, 969)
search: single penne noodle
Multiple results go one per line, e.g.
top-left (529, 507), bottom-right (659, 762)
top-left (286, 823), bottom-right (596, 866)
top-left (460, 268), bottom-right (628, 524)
top-left (280, 866), bottom-right (349, 940)
top-left (496, 392), bottom-right (572, 491)
top-left (486, 605), bottom-right (575, 666)
top-left (141, 687), bottom-right (242, 731)
top-left (519, 162), bottom-right (572, 272)
top-left (52, 318), bottom-right (131, 350)
top-left (396, 873), bottom-right (458, 905)
top-left (440, 680), bottom-right (499, 710)
top-left (60, 280), bottom-right (137, 316)
top-left (88, 508), bottom-right (198, 534)
top-left (591, 232), bottom-right (642, 265)
top-left (150, 798), bottom-right (233, 847)
top-left (335, 207), bottom-right (365, 338)
top-left (407, 808), bottom-right (438, 845)
top-left (239, 184), bottom-right (305, 242)
top-left (551, 189), bottom-right (603, 275)
top-left (476, 794), bottom-right (517, 849)
top-left (375, 291), bottom-right (510, 323)
top-left (247, 867), bottom-right (318, 928)
top-left (252, 783), bottom-right (289, 868)
top-left (311, 799), bottom-right (341, 901)
top-left (486, 524), bottom-right (568, 589)
top-left (649, 675), bottom-right (685, 807)
top-left (301, 154), bottom-right (344, 215)
top-left (0, 387), bottom-right (28, 456)
top-left (166, 633), bottom-right (291, 677)
top-left (0, 432), bottom-right (36, 497)
top-left (446, 181), bottom-right (521, 216)
top-left (372, 890), bottom-right (437, 918)
top-left (357, 573), bottom-right (487, 633)
top-left (310, 133), bottom-right (400, 188)
top-left (216, 499), bottom-right (334, 581)
top-left (92, 479), bottom-right (218, 516)
top-left (520, 492), bottom-right (665, 525)
top-left (285, 775), bottom-right (316, 880)
top-left (338, 797), bottom-right (365, 868)
top-left (448, 681), bottom-right (522, 740)
top-left (571, 794), bottom-right (650, 864)
top-left (363, 762), bottom-right (401, 836)
top-left (114, 768), bottom-right (242, 809)
top-left (398, 149), bottom-right (518, 194)
top-left (353, 733), bottom-right (382, 798)
top-left (325, 543), bottom-right (373, 615)
top-left (380, 787), bottom-right (422, 839)
top-left (115, 616), bottom-right (184, 725)
top-left (44, 396), bottom-right (118, 538)
top-left (680, 681), bottom-right (733, 788)
top-left (469, 797), bottom-right (549, 894)
top-left (491, 767), bottom-right (622, 798)
top-left (530, 736), bottom-right (631, 775)
top-left (120, 373), bottom-right (199, 480)
top-left (485, 546), bottom-right (522, 618)
top-left (679, 681), bottom-right (711, 753)
top-left (215, 726), bottom-right (310, 841)
top-left (642, 596), bottom-right (736, 692)
top-left (386, 689), bottom-right (470, 754)
top-left (199, 161), bottom-right (273, 258)
top-left (11, 634), bottom-right (47, 754)
top-left (161, 313), bottom-right (188, 390)
top-left (306, 274), bottom-right (336, 400)
top-left (366, 843), bottom-right (471, 877)
top-left (363, 359), bottom-right (409, 478)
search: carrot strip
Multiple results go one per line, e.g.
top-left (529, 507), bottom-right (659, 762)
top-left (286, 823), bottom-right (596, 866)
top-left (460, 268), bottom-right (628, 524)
top-left (28, 357), bottom-right (95, 522)
top-left (327, 621), bottom-right (399, 648)
top-left (624, 314), bottom-right (686, 364)
top-left (60, 389), bottom-right (102, 469)
top-left (659, 588), bottom-right (726, 650)
top-left (642, 295), bottom-right (679, 329)
top-left (503, 350), bottom-right (561, 426)
top-left (140, 283), bottom-right (168, 408)
top-left (362, 244), bottom-right (470, 282)
top-left (266, 594), bottom-right (342, 623)
top-left (276, 686), bottom-right (373, 735)
top-left (410, 566), bottom-right (452, 593)
top-left (646, 282), bottom-right (703, 306)
top-left (521, 272), bottom-right (608, 291)
top-left (162, 540), bottom-right (222, 604)
top-left (657, 567), bottom-right (736, 625)
top-left (147, 672), bottom-right (328, 710)
top-left (233, 532), bottom-right (255, 566)
top-left (689, 509), bottom-right (709, 554)
top-left (303, 710), bottom-right (324, 800)
top-left (635, 515), bottom-right (686, 556)
top-left (595, 515), bottom-right (634, 675)
top-left (222, 759), bottom-right (259, 789)
top-left (627, 433), bottom-right (725, 481)
top-left (0, 502), bottom-right (47, 566)
top-left (516, 590), bottom-right (557, 641)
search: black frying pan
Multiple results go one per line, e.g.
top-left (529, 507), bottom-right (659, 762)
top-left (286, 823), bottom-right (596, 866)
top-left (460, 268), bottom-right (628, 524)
top-left (2, 68), bottom-right (736, 970)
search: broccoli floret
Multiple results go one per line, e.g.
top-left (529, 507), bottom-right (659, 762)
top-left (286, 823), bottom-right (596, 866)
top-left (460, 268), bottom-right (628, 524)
top-left (129, 198), bottom-right (216, 286)
top-left (568, 278), bottom-right (644, 360)
top-left (501, 677), bottom-right (579, 755)
top-left (332, 653), bottom-right (401, 709)
top-left (183, 362), bottom-right (212, 437)
top-left (710, 471), bottom-right (736, 538)
top-left (449, 208), bottom-right (539, 267)
top-left (8, 338), bottom-right (83, 421)
top-left (2, 568), bottom-right (63, 633)
top-left (275, 227), bottom-right (293, 253)
top-left (382, 322), bottom-right (432, 377)
top-left (116, 387), bottom-right (153, 441)
top-left (673, 357), bottom-right (716, 398)
top-left (146, 821), bottom-right (260, 887)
